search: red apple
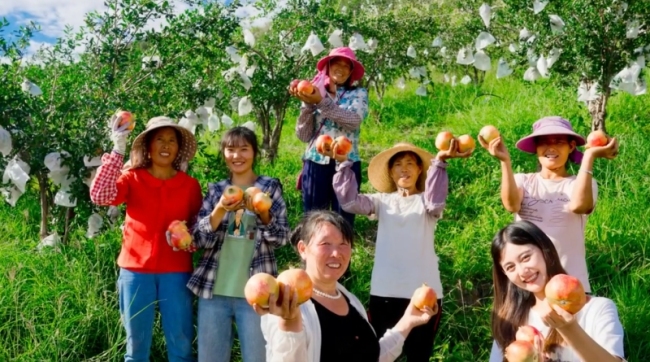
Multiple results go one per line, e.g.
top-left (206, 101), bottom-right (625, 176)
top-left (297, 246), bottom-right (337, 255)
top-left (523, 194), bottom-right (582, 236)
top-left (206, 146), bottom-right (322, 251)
top-left (515, 325), bottom-right (544, 344)
top-left (290, 79), bottom-right (300, 89)
top-left (411, 283), bottom-right (437, 310)
top-left (117, 110), bottom-right (135, 131)
top-left (276, 268), bottom-right (313, 305)
top-left (315, 134), bottom-right (333, 155)
top-left (333, 136), bottom-right (353, 156)
top-left (435, 131), bottom-right (455, 151)
top-left (479, 125), bottom-right (500, 144)
top-left (253, 192), bottom-right (272, 213)
top-left (504, 340), bottom-right (539, 362)
top-left (545, 274), bottom-right (587, 314)
top-left (585, 130), bottom-right (608, 148)
top-left (167, 220), bottom-right (192, 250)
top-left (297, 80), bottom-right (314, 94)
top-left (457, 134), bottom-right (476, 153)
top-left (223, 185), bottom-right (244, 205)
top-left (244, 272), bottom-right (280, 308)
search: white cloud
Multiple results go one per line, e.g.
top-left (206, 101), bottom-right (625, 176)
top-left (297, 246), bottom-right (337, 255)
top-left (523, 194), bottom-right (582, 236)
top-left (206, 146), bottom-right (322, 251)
top-left (1, 0), bottom-right (193, 40)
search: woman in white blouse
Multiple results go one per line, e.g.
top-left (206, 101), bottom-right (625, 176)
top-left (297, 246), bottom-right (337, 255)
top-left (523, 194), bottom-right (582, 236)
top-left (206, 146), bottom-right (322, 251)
top-left (253, 210), bottom-right (437, 362)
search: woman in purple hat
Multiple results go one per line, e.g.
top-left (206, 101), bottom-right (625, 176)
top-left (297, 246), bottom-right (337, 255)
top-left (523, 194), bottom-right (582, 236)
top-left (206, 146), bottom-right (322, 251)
top-left (290, 47), bottom-right (368, 234)
top-left (478, 116), bottom-right (618, 295)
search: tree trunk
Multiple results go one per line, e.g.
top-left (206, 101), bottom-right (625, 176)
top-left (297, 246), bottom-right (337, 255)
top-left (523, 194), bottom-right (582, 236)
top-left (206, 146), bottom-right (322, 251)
top-left (266, 104), bottom-right (287, 163)
top-left (588, 86), bottom-right (611, 132)
top-left (62, 208), bottom-right (75, 244)
top-left (37, 172), bottom-right (49, 240)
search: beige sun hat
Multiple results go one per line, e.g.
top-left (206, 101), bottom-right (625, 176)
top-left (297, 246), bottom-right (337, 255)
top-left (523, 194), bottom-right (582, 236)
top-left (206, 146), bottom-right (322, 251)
top-left (367, 142), bottom-right (434, 193)
top-left (124, 116), bottom-right (197, 172)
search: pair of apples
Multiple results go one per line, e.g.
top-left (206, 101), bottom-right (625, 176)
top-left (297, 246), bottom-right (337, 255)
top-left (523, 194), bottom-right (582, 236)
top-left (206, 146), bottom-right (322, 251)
top-left (222, 185), bottom-right (273, 213)
top-left (504, 274), bottom-right (587, 362)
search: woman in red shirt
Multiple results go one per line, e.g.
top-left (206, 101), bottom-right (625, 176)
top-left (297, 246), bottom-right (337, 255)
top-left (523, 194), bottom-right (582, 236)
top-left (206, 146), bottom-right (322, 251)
top-left (90, 114), bottom-right (203, 362)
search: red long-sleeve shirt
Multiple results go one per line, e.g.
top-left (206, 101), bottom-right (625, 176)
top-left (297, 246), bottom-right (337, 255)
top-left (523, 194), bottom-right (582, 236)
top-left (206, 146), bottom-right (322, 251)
top-left (90, 151), bottom-right (203, 273)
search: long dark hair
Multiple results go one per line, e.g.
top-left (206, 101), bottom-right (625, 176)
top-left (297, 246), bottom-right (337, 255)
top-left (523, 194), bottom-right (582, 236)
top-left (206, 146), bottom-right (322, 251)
top-left (490, 220), bottom-right (567, 358)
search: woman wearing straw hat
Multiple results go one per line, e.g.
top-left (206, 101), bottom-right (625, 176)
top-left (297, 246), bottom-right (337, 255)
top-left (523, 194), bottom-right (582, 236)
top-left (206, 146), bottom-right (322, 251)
top-left (90, 114), bottom-right (203, 362)
top-left (478, 116), bottom-right (618, 296)
top-left (328, 140), bottom-right (471, 361)
top-left (291, 47), bottom-right (368, 233)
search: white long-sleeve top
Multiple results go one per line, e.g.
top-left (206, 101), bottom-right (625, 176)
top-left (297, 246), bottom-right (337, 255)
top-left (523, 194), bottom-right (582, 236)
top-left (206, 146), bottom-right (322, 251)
top-left (260, 282), bottom-right (406, 362)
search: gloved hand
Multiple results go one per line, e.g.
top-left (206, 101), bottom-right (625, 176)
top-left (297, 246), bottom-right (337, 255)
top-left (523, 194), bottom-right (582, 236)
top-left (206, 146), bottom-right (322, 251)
top-left (165, 230), bottom-right (197, 253)
top-left (110, 112), bottom-right (132, 155)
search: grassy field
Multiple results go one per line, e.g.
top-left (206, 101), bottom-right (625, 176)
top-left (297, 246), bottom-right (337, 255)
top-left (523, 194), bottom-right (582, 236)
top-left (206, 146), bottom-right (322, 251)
top-left (1, 74), bottom-right (648, 361)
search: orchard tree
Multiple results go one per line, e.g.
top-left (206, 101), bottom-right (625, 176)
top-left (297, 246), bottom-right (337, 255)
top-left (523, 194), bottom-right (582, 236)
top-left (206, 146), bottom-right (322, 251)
top-left (501, 0), bottom-right (650, 131)
top-left (0, 0), bottom-right (216, 241)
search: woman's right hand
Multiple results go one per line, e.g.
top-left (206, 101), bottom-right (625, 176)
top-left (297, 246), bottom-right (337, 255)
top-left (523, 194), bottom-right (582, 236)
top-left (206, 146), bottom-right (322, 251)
top-left (253, 284), bottom-right (302, 322)
top-left (216, 195), bottom-right (244, 212)
top-left (478, 135), bottom-right (511, 162)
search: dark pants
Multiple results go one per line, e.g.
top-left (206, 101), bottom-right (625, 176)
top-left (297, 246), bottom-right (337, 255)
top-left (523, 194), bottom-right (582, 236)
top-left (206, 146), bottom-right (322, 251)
top-left (301, 159), bottom-right (362, 280)
top-left (301, 159), bottom-right (362, 229)
top-left (368, 295), bottom-right (444, 362)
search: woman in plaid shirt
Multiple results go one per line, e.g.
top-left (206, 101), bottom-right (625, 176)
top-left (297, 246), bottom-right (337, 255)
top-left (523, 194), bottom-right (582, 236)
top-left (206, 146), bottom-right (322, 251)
top-left (187, 126), bottom-right (290, 362)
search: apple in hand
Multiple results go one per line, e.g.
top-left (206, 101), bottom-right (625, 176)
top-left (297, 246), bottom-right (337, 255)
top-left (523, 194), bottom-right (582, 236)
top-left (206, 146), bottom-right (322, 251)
top-left (117, 110), bottom-right (135, 131)
top-left (167, 220), bottom-right (192, 250)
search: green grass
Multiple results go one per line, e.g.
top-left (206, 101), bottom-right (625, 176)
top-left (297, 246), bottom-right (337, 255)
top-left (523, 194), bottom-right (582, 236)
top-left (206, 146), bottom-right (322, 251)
top-left (1, 75), bottom-right (649, 361)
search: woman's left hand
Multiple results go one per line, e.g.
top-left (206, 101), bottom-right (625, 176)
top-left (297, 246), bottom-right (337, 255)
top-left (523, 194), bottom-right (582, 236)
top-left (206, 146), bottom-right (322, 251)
top-left (539, 300), bottom-right (578, 330)
top-left (401, 300), bottom-right (438, 328)
top-left (585, 137), bottom-right (619, 160)
top-left (289, 85), bottom-right (323, 105)
top-left (244, 194), bottom-right (270, 216)
top-left (436, 138), bottom-right (473, 162)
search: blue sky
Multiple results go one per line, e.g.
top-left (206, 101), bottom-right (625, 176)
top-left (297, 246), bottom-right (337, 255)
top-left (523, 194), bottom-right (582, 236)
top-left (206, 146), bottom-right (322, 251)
top-left (1, 0), bottom-right (234, 53)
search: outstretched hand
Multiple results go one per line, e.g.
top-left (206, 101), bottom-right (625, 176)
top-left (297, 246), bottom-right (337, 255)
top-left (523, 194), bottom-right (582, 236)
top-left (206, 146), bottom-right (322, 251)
top-left (437, 138), bottom-right (473, 162)
top-left (478, 135), bottom-right (510, 162)
top-left (585, 137), bottom-right (619, 160)
top-left (289, 84), bottom-right (323, 105)
top-left (109, 112), bottom-right (132, 154)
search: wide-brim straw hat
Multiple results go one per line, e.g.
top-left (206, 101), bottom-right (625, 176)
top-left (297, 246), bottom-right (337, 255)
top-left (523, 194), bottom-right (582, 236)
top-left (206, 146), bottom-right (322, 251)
top-left (368, 143), bottom-right (434, 193)
top-left (124, 116), bottom-right (197, 172)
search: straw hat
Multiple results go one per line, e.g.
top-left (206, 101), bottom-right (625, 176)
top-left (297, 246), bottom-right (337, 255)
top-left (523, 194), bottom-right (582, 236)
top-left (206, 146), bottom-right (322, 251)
top-left (124, 116), bottom-right (197, 172)
top-left (368, 143), bottom-right (434, 193)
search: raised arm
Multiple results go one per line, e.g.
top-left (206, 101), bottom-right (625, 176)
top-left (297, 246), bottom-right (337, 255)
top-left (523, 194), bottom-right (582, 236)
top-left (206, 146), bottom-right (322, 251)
top-left (295, 103), bottom-right (317, 143)
top-left (89, 151), bottom-right (129, 206)
top-left (315, 88), bottom-right (368, 132)
top-left (423, 158), bottom-right (449, 218)
top-left (333, 160), bottom-right (377, 215)
top-left (500, 159), bottom-right (523, 213)
top-left (568, 139), bottom-right (617, 214)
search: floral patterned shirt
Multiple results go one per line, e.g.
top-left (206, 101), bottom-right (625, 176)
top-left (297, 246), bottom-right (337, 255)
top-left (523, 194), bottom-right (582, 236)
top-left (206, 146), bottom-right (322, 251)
top-left (295, 87), bottom-right (369, 164)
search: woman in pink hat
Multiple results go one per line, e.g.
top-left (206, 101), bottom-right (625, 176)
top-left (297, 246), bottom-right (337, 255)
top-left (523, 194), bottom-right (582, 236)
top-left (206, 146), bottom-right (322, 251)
top-left (478, 116), bottom-right (619, 295)
top-left (290, 47), bottom-right (368, 236)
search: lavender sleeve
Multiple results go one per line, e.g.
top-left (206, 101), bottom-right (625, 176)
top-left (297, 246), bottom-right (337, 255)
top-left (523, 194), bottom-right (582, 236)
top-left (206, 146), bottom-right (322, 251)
top-left (424, 158), bottom-right (449, 218)
top-left (333, 161), bottom-right (376, 215)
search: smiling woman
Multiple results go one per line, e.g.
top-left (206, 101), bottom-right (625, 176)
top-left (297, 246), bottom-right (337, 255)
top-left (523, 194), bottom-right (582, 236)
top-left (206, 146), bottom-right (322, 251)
top-left (327, 141), bottom-right (472, 361)
top-left (89, 115), bottom-right (203, 362)
top-left (187, 126), bottom-right (290, 362)
top-left (478, 116), bottom-right (619, 295)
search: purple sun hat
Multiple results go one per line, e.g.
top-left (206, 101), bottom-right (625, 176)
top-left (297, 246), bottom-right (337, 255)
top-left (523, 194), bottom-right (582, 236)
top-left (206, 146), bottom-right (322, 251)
top-left (515, 116), bottom-right (586, 164)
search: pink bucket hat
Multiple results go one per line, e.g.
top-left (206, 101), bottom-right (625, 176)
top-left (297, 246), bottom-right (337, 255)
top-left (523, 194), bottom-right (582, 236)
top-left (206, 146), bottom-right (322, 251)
top-left (515, 116), bottom-right (586, 164)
